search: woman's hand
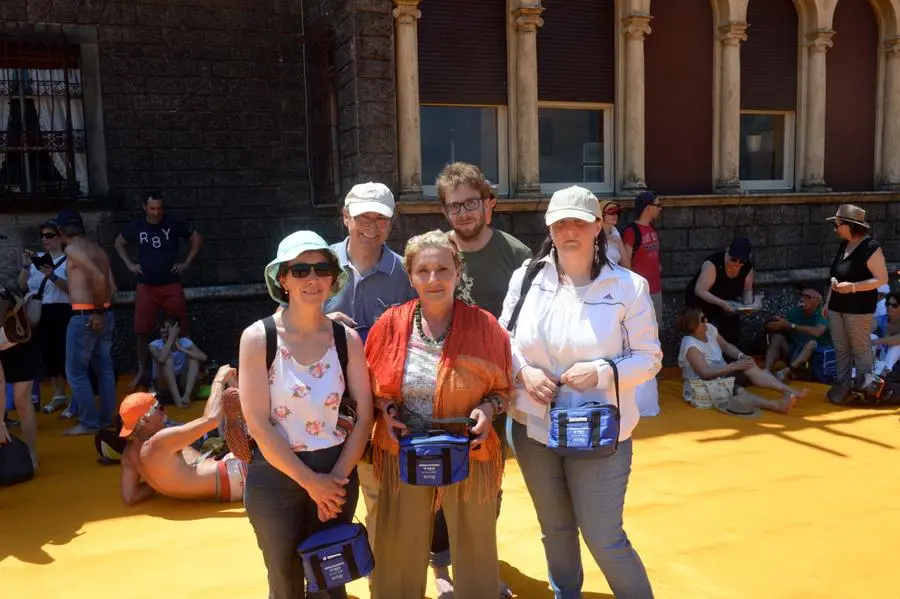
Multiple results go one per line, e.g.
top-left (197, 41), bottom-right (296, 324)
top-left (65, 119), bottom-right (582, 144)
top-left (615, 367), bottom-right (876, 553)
top-left (303, 472), bottom-right (349, 517)
top-left (468, 402), bottom-right (494, 445)
top-left (560, 362), bottom-right (601, 391)
top-left (520, 365), bottom-right (558, 405)
top-left (381, 402), bottom-right (407, 442)
top-left (731, 356), bottom-right (756, 372)
top-left (832, 281), bottom-right (855, 294)
top-left (720, 301), bottom-right (737, 314)
top-left (317, 502), bottom-right (340, 523)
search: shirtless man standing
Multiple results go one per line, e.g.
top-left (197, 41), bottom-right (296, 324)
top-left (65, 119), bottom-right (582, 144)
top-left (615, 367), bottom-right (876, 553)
top-left (56, 209), bottom-right (119, 436)
top-left (119, 366), bottom-right (246, 505)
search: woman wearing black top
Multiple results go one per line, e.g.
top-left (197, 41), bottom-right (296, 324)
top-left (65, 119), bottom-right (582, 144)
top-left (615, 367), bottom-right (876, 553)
top-left (685, 238), bottom-right (755, 347)
top-left (824, 205), bottom-right (888, 398)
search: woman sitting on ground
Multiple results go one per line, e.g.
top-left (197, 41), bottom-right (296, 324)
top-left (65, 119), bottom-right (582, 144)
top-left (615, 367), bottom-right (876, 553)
top-left (677, 306), bottom-right (804, 414)
top-left (365, 230), bottom-right (512, 599)
top-left (872, 291), bottom-right (900, 375)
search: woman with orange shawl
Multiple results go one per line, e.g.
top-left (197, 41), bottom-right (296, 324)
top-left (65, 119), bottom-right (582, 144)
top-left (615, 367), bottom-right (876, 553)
top-left (365, 230), bottom-right (512, 599)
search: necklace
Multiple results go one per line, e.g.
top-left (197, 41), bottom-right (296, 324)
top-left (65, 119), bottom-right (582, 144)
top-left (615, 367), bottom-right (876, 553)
top-left (415, 303), bottom-right (451, 345)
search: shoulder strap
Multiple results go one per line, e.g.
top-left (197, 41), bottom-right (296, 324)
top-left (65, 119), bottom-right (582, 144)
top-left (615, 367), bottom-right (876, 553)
top-left (627, 222), bottom-right (642, 253)
top-left (505, 260), bottom-right (546, 333)
top-left (263, 316), bottom-right (277, 370)
top-left (331, 320), bottom-right (350, 399)
top-left (35, 256), bottom-right (67, 299)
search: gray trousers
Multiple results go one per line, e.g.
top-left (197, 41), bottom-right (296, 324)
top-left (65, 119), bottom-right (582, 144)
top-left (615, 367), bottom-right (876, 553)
top-left (828, 311), bottom-right (874, 385)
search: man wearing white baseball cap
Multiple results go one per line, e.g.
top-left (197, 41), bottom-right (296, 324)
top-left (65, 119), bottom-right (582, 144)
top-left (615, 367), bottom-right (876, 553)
top-left (324, 182), bottom-right (415, 580)
top-left (325, 182), bottom-right (415, 344)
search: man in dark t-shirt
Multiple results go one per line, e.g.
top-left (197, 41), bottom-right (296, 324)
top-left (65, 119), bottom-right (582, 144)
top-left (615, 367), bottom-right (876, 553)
top-left (114, 192), bottom-right (202, 390)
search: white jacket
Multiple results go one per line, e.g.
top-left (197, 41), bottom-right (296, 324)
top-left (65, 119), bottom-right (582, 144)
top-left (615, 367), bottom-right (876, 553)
top-left (498, 255), bottom-right (662, 444)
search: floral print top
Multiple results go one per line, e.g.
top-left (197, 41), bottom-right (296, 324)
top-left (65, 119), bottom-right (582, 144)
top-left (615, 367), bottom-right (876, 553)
top-left (269, 333), bottom-right (346, 452)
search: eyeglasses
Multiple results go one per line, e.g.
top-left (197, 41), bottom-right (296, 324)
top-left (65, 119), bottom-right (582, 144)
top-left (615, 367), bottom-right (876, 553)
top-left (832, 221), bottom-right (846, 230)
top-left (288, 262), bottom-right (334, 278)
top-left (40, 233), bottom-right (58, 239)
top-left (728, 257), bottom-right (745, 265)
top-left (604, 208), bottom-right (622, 216)
top-left (353, 215), bottom-right (390, 229)
top-left (444, 197), bottom-right (483, 216)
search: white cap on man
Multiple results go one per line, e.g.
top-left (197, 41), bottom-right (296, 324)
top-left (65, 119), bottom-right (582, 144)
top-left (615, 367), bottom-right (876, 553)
top-left (344, 182), bottom-right (395, 218)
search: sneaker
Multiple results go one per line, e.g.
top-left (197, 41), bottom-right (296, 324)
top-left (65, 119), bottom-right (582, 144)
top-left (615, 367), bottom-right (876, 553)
top-left (222, 387), bottom-right (252, 463)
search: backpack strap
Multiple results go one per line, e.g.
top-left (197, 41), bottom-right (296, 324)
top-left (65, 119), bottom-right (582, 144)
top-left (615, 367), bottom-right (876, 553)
top-left (505, 260), bottom-right (546, 333)
top-left (331, 320), bottom-right (350, 400)
top-left (263, 316), bottom-right (277, 370)
top-left (627, 222), bottom-right (642, 254)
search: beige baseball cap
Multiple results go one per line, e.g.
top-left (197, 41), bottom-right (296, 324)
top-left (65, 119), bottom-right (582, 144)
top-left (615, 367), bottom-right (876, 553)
top-left (344, 182), bottom-right (395, 218)
top-left (545, 185), bottom-right (600, 226)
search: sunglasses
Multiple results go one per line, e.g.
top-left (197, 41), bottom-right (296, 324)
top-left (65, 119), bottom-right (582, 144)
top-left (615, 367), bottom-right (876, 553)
top-left (41, 233), bottom-right (58, 239)
top-left (728, 257), bottom-right (745, 265)
top-left (287, 262), bottom-right (334, 278)
top-left (832, 221), bottom-right (846, 230)
top-left (604, 208), bottom-right (622, 216)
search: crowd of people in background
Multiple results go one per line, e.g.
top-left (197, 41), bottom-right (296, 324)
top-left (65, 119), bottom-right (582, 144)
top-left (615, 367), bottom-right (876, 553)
top-left (1, 162), bottom-right (898, 599)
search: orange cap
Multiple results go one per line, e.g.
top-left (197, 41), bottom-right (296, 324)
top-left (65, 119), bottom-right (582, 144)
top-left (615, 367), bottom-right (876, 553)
top-left (118, 392), bottom-right (159, 437)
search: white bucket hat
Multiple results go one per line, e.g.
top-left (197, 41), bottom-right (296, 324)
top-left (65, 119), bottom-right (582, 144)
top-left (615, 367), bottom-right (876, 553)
top-left (545, 185), bottom-right (600, 226)
top-left (264, 231), bottom-right (343, 303)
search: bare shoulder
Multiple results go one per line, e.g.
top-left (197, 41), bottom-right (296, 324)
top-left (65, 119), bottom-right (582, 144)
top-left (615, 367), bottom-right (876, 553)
top-left (343, 323), bottom-right (364, 351)
top-left (241, 320), bottom-right (267, 347)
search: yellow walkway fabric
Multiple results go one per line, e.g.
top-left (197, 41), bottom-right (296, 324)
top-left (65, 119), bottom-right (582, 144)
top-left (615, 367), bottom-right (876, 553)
top-left (2, 375), bottom-right (899, 598)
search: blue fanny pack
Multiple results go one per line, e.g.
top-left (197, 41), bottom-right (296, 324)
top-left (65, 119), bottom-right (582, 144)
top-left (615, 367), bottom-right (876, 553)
top-left (547, 360), bottom-right (621, 459)
top-left (398, 417), bottom-right (476, 486)
top-left (296, 522), bottom-right (374, 592)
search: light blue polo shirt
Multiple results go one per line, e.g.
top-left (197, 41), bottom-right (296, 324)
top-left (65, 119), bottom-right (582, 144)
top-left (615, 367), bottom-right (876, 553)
top-left (325, 238), bottom-right (416, 344)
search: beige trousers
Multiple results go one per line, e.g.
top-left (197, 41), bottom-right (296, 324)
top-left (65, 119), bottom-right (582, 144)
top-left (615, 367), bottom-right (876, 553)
top-left (370, 454), bottom-right (500, 599)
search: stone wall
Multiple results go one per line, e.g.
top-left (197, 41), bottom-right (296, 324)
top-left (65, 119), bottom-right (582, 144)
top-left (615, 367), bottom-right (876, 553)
top-left (0, 0), bottom-right (317, 291)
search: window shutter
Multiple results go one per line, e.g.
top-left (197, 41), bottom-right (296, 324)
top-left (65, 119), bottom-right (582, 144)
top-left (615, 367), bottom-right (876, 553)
top-left (418, 0), bottom-right (508, 105)
top-left (741, 0), bottom-right (799, 110)
top-left (537, 0), bottom-right (615, 103)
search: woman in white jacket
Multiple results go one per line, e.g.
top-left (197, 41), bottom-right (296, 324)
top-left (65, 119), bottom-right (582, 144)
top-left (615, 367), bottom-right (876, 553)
top-left (499, 186), bottom-right (660, 599)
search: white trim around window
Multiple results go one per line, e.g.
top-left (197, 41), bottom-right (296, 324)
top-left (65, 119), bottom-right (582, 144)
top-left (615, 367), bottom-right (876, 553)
top-left (420, 104), bottom-right (509, 199)
top-left (538, 101), bottom-right (614, 195)
top-left (738, 109), bottom-right (796, 191)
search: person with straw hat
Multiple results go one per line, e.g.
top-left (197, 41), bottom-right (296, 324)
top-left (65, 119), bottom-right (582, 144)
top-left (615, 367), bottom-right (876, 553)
top-left (823, 204), bottom-right (888, 403)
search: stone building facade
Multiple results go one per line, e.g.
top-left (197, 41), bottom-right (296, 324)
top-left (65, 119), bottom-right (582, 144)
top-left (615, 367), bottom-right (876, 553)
top-left (2, 0), bottom-right (900, 369)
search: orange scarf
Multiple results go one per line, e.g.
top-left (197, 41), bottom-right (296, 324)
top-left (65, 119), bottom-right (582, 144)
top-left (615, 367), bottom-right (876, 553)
top-left (365, 299), bottom-right (512, 502)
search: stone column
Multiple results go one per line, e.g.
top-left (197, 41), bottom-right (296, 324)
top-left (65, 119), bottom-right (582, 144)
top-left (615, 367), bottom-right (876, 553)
top-left (802, 30), bottom-right (834, 192)
top-left (513, 3), bottom-right (544, 196)
top-left (393, 0), bottom-right (423, 198)
top-left (621, 14), bottom-right (652, 193)
top-left (880, 38), bottom-right (900, 190)
top-left (715, 22), bottom-right (748, 193)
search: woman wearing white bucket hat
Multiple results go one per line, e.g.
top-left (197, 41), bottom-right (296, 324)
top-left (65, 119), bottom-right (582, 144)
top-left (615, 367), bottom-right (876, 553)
top-left (238, 230), bottom-right (374, 599)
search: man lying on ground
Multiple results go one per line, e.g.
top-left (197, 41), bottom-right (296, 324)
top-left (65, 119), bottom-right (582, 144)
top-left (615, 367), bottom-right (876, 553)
top-left (119, 365), bottom-right (248, 506)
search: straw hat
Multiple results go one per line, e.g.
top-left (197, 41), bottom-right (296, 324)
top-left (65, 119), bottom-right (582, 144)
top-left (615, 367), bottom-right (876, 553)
top-left (825, 204), bottom-right (870, 230)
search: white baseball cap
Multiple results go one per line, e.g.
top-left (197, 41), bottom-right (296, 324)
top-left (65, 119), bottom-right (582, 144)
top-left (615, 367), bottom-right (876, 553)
top-left (344, 182), bottom-right (395, 218)
top-left (545, 185), bottom-right (600, 226)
